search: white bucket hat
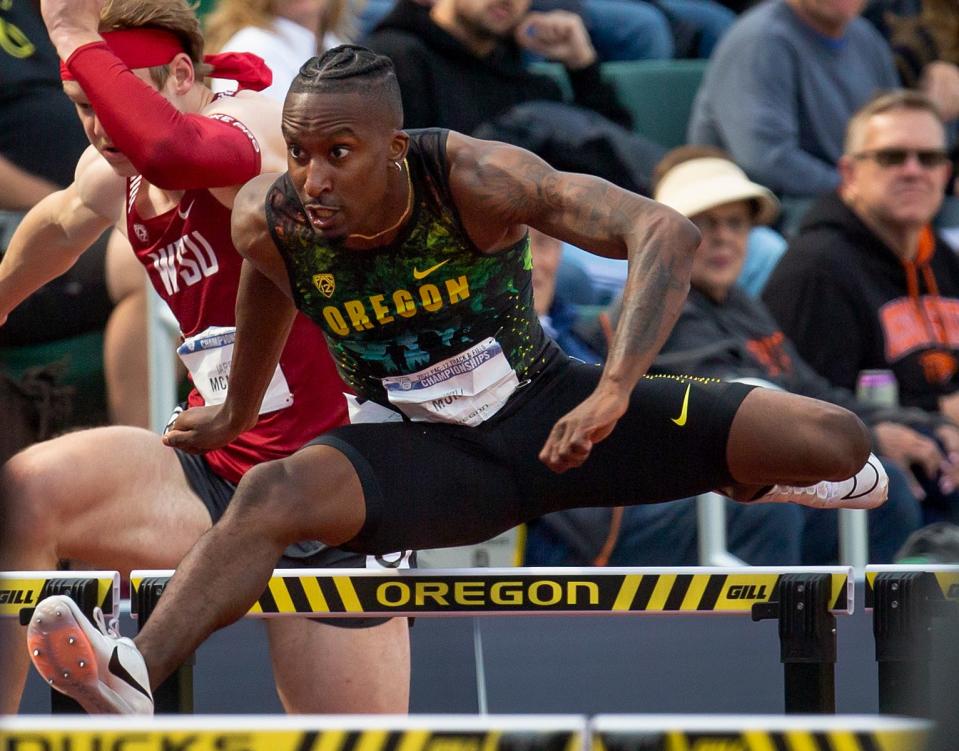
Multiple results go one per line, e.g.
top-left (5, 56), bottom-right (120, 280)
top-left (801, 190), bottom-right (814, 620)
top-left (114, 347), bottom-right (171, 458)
top-left (654, 157), bottom-right (780, 225)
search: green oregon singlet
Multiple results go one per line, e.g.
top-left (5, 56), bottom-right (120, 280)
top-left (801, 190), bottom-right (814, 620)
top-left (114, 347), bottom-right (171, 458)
top-left (266, 128), bottom-right (555, 405)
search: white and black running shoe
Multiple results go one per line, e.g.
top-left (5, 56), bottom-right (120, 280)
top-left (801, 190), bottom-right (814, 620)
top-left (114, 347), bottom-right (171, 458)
top-left (27, 595), bottom-right (154, 714)
top-left (757, 452), bottom-right (888, 510)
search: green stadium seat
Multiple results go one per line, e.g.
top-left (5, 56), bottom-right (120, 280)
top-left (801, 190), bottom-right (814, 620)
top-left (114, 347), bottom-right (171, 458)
top-left (531, 59), bottom-right (708, 149)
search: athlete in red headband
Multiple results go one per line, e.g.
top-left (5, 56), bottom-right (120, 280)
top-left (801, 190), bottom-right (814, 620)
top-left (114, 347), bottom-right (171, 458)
top-left (0, 0), bottom-right (410, 715)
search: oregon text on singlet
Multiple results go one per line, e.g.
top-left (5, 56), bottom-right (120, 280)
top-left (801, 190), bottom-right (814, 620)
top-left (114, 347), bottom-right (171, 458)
top-left (266, 128), bottom-right (556, 406)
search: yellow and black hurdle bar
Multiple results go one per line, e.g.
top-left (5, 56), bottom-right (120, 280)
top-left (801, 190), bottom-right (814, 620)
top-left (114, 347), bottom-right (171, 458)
top-left (0, 711), bottom-right (935, 751)
top-left (4, 567), bottom-right (853, 715)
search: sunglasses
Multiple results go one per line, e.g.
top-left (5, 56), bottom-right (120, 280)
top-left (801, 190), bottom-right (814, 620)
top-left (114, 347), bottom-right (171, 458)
top-left (852, 148), bottom-right (951, 168)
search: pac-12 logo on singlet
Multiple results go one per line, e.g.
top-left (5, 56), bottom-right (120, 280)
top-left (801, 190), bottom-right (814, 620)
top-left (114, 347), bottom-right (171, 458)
top-left (313, 273), bottom-right (335, 297)
top-left (147, 231), bottom-right (220, 295)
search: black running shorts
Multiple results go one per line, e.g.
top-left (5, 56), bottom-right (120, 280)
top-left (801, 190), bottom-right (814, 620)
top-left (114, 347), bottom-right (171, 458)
top-left (173, 448), bottom-right (413, 628)
top-left (311, 356), bottom-right (754, 555)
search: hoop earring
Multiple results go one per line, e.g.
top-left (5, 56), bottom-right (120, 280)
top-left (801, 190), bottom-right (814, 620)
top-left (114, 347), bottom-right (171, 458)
top-left (392, 160), bottom-right (402, 172)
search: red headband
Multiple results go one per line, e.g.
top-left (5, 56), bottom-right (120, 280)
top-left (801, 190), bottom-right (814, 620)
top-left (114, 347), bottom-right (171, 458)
top-left (60, 28), bottom-right (272, 92)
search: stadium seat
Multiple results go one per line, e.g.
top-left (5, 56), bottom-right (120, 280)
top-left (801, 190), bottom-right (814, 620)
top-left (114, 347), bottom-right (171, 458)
top-left (532, 59), bottom-right (708, 149)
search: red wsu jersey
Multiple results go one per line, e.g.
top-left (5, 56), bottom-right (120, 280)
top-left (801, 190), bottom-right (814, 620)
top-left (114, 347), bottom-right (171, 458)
top-left (125, 175), bottom-right (348, 483)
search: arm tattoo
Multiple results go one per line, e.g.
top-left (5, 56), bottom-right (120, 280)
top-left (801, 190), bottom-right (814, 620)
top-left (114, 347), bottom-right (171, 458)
top-left (462, 140), bottom-right (695, 383)
top-left (610, 241), bottom-right (689, 364)
top-left (471, 154), bottom-right (635, 249)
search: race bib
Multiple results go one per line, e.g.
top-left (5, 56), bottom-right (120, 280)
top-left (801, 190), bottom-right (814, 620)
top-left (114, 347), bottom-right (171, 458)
top-left (176, 326), bottom-right (292, 415)
top-left (380, 337), bottom-right (519, 426)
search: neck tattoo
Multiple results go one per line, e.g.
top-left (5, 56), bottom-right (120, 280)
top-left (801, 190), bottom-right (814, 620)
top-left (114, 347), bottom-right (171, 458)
top-left (348, 159), bottom-right (413, 242)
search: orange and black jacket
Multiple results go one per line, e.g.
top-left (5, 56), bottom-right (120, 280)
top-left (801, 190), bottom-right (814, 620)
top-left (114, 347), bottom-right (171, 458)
top-left (763, 190), bottom-right (959, 413)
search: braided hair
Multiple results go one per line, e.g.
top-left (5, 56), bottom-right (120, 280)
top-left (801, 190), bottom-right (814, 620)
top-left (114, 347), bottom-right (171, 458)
top-left (288, 45), bottom-right (404, 127)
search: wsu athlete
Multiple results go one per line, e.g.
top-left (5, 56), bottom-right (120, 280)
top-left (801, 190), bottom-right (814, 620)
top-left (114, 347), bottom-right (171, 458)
top-left (0, 0), bottom-right (410, 716)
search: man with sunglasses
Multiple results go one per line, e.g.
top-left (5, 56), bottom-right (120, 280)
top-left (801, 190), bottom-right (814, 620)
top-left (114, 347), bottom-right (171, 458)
top-left (764, 89), bottom-right (959, 523)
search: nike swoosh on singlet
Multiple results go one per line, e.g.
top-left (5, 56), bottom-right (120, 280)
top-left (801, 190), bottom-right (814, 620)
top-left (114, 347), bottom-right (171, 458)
top-left (108, 647), bottom-right (151, 698)
top-left (412, 259), bottom-right (450, 280)
top-left (177, 200), bottom-right (195, 220)
top-left (671, 383), bottom-right (691, 427)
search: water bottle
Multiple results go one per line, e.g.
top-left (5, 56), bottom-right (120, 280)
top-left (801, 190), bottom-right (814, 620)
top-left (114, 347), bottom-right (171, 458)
top-left (845, 370), bottom-right (898, 573)
top-left (855, 369), bottom-right (899, 408)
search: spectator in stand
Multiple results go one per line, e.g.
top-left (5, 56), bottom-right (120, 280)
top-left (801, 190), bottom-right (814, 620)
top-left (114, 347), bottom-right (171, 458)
top-left (861, 0), bottom-right (920, 42)
top-left (0, 2), bottom-right (89, 202)
top-left (530, 229), bottom-right (606, 364)
top-left (524, 223), bottom-right (805, 568)
top-left (205, 0), bottom-right (358, 102)
top-left (528, 145), bottom-right (930, 566)
top-left (763, 90), bottom-right (959, 523)
top-left (364, 0), bottom-right (670, 195)
top-left (532, 0), bottom-right (737, 60)
top-left (688, 0), bottom-right (896, 201)
top-left (650, 146), bottom-right (933, 562)
top-left (885, 0), bottom-right (959, 90)
top-left (0, 0), bottom-right (149, 427)
top-left (687, 0), bottom-right (958, 228)
top-left (885, 0), bottom-right (959, 203)
top-left (365, 0), bottom-right (632, 133)
top-left (554, 143), bottom-right (789, 303)
top-left (359, 0), bottom-right (735, 62)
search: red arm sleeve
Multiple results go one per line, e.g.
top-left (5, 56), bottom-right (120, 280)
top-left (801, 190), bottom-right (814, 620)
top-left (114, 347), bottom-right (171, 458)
top-left (65, 42), bottom-right (261, 190)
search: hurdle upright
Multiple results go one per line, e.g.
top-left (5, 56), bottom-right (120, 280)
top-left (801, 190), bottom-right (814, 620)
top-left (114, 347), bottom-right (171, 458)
top-left (865, 564), bottom-right (959, 717)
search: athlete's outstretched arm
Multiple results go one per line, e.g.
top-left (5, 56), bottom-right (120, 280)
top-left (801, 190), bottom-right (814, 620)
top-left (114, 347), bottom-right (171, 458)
top-left (447, 133), bottom-right (701, 472)
top-left (163, 174), bottom-right (297, 452)
top-left (42, 0), bottom-right (273, 192)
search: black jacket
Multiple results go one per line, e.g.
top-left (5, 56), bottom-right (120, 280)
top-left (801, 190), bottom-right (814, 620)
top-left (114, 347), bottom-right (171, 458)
top-left (656, 286), bottom-right (938, 429)
top-left (763, 192), bottom-right (959, 412)
top-left (364, 0), bottom-right (632, 133)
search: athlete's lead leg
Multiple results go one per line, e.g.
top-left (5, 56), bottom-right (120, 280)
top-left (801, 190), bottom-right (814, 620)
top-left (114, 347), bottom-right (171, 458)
top-left (723, 388), bottom-right (886, 507)
top-left (131, 444), bottom-right (368, 693)
top-left (0, 426), bottom-right (210, 713)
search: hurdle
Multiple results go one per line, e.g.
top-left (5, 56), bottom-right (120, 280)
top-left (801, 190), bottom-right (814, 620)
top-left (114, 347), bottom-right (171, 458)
top-left (591, 713), bottom-right (932, 751)
top-left (864, 564), bottom-right (959, 717)
top-left (0, 570), bottom-right (120, 715)
top-left (0, 712), bottom-right (933, 751)
top-left (0, 714), bottom-right (587, 751)
top-left (128, 566), bottom-right (853, 715)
